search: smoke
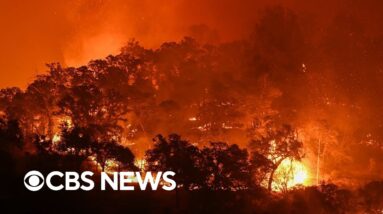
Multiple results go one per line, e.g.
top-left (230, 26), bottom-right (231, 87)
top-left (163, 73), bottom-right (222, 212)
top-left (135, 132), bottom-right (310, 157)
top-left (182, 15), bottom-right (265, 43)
top-left (1, 0), bottom-right (383, 88)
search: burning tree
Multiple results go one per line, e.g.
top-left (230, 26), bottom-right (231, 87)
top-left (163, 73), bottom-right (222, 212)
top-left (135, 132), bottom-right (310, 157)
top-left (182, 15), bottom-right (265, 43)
top-left (58, 84), bottom-right (128, 141)
top-left (58, 124), bottom-right (93, 157)
top-left (195, 97), bottom-right (244, 137)
top-left (249, 124), bottom-right (304, 191)
top-left (34, 122), bottom-right (138, 173)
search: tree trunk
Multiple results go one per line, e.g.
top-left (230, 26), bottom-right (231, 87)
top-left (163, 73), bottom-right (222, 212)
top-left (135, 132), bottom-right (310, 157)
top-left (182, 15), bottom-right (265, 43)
top-left (267, 167), bottom-right (277, 191)
top-left (268, 159), bottom-right (284, 191)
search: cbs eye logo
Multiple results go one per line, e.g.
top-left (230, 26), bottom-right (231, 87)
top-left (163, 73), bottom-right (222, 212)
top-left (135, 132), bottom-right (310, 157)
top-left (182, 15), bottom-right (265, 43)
top-left (24, 171), bottom-right (45, 191)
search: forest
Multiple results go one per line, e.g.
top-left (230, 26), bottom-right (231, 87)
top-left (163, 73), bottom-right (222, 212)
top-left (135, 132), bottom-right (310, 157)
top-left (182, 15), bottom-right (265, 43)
top-left (1, 6), bottom-right (383, 214)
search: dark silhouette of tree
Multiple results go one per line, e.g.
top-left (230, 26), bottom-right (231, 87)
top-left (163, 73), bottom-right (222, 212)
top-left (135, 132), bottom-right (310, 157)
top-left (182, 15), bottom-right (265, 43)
top-left (0, 87), bottom-right (21, 113)
top-left (145, 134), bottom-right (204, 190)
top-left (113, 143), bottom-right (138, 171)
top-left (359, 181), bottom-right (383, 213)
top-left (202, 142), bottom-right (250, 190)
top-left (25, 75), bottom-right (61, 138)
top-left (57, 124), bottom-right (93, 157)
top-left (5, 91), bottom-right (34, 137)
top-left (318, 183), bottom-right (354, 214)
top-left (0, 118), bottom-right (23, 196)
top-left (249, 124), bottom-right (303, 191)
top-left (58, 84), bottom-right (128, 141)
top-left (0, 119), bottom-right (23, 151)
top-left (92, 140), bottom-right (137, 172)
top-left (249, 151), bottom-right (273, 188)
top-left (145, 134), bottom-right (204, 210)
top-left (33, 134), bottom-right (53, 154)
top-left (35, 123), bottom-right (137, 173)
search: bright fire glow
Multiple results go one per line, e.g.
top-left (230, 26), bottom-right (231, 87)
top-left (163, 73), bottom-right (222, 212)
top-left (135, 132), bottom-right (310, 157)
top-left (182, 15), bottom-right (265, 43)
top-left (273, 159), bottom-right (309, 191)
top-left (52, 133), bottom-right (61, 144)
top-left (293, 167), bottom-right (308, 184)
top-left (135, 159), bottom-right (146, 170)
top-left (58, 116), bottom-right (73, 128)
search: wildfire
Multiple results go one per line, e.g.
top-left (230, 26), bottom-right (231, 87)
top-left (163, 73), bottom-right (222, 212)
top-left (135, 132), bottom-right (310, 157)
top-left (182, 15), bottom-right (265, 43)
top-left (188, 117), bottom-right (197, 121)
top-left (273, 159), bottom-right (310, 191)
top-left (135, 159), bottom-right (146, 170)
top-left (52, 133), bottom-right (61, 144)
top-left (58, 116), bottom-right (73, 128)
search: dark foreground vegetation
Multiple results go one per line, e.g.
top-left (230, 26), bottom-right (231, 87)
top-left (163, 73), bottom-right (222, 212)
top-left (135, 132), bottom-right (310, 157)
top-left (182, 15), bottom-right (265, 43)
top-left (2, 173), bottom-right (383, 213)
top-left (1, 121), bottom-right (383, 213)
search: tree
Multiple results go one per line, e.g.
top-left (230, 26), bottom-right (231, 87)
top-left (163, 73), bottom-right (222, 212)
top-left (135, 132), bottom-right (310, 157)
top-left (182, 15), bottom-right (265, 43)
top-left (57, 124), bottom-right (93, 157)
top-left (0, 87), bottom-right (21, 113)
top-left (58, 84), bottom-right (128, 141)
top-left (249, 150), bottom-right (273, 188)
top-left (202, 142), bottom-right (250, 190)
top-left (359, 181), bottom-right (383, 213)
top-left (195, 97), bottom-right (243, 138)
top-left (145, 134), bottom-right (204, 190)
top-left (92, 141), bottom-right (137, 172)
top-left (25, 75), bottom-right (60, 137)
top-left (249, 124), bottom-right (303, 191)
top-left (0, 119), bottom-right (23, 151)
top-left (318, 183), bottom-right (354, 213)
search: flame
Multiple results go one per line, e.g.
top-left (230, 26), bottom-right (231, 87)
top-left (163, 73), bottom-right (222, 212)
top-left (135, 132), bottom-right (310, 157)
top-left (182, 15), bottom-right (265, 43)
top-left (135, 159), bottom-right (146, 170)
top-left (58, 116), bottom-right (73, 128)
top-left (273, 159), bottom-right (310, 191)
top-left (52, 133), bottom-right (61, 144)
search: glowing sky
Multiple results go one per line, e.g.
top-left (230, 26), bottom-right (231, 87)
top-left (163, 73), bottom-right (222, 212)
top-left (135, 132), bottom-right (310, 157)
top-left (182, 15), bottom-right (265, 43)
top-left (0, 0), bottom-right (381, 88)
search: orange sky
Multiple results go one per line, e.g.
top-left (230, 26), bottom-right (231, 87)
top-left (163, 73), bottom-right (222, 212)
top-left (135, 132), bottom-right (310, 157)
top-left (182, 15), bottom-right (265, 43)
top-left (0, 0), bottom-right (380, 89)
